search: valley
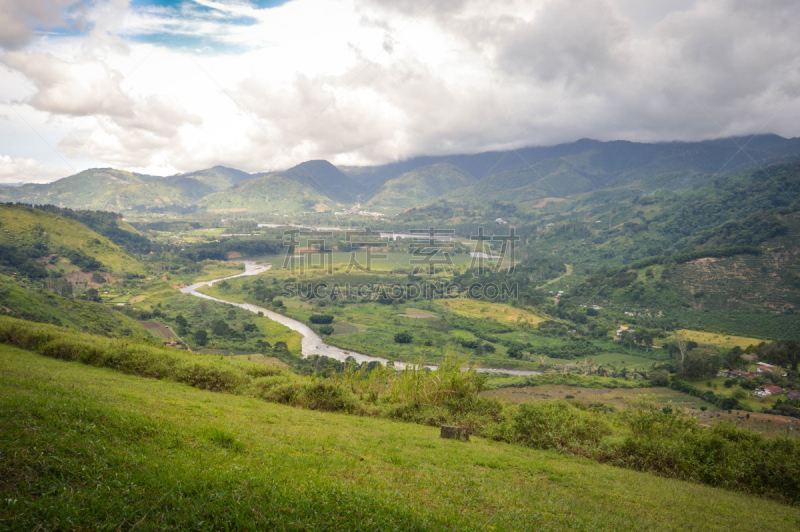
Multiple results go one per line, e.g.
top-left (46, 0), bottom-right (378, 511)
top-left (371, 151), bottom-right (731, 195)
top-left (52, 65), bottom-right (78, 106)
top-left (5, 2), bottom-right (800, 528)
top-left (2, 136), bottom-right (800, 529)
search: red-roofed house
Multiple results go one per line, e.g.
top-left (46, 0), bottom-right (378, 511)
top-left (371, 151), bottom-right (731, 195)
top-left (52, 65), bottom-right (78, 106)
top-left (754, 385), bottom-right (783, 398)
top-left (756, 364), bottom-right (788, 376)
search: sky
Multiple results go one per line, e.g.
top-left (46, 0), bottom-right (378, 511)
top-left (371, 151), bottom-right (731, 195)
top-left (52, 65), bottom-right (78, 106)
top-left (1, 0), bottom-right (799, 183)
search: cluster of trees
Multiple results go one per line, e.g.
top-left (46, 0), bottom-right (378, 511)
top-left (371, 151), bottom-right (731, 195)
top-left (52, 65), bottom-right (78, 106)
top-left (746, 340), bottom-right (800, 371)
top-left (179, 238), bottom-right (283, 262)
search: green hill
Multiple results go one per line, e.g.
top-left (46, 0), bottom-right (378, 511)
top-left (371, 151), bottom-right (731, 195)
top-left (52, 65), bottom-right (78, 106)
top-left (200, 168), bottom-right (340, 213)
top-left (0, 275), bottom-right (150, 340)
top-left (173, 165), bottom-right (255, 192)
top-left (0, 169), bottom-right (215, 211)
top-left (502, 162), bottom-right (800, 338)
top-left (442, 136), bottom-right (800, 204)
top-left (4, 135), bottom-right (798, 214)
top-left (0, 204), bottom-right (144, 276)
top-left (367, 162), bottom-right (477, 208)
top-left (282, 160), bottom-right (361, 203)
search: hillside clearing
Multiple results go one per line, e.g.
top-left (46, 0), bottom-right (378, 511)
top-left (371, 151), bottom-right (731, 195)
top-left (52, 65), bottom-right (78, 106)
top-left (669, 329), bottom-right (764, 349)
top-left (436, 298), bottom-right (546, 325)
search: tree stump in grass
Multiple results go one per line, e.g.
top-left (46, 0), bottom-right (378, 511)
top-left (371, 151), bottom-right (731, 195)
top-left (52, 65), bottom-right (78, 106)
top-left (440, 425), bottom-right (469, 441)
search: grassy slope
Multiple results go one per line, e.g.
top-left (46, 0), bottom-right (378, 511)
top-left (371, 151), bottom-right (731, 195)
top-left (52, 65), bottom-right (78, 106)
top-left (0, 275), bottom-right (150, 341)
top-left (2, 345), bottom-right (799, 531)
top-left (0, 204), bottom-right (143, 274)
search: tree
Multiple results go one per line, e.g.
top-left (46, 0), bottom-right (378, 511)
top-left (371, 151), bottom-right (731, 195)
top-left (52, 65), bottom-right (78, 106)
top-left (318, 325), bottom-right (334, 335)
top-left (194, 329), bottom-right (208, 346)
top-left (647, 369), bottom-right (669, 386)
top-left (273, 341), bottom-right (288, 353)
top-left (310, 314), bottom-right (334, 324)
top-left (674, 333), bottom-right (690, 370)
top-left (211, 319), bottom-right (230, 337)
top-left (91, 272), bottom-right (105, 284)
top-left (394, 331), bottom-right (413, 344)
top-left (86, 287), bottom-right (101, 302)
top-left (634, 328), bottom-right (654, 351)
top-left (507, 345), bottom-right (524, 359)
top-left (175, 315), bottom-right (188, 328)
top-left (722, 346), bottom-right (746, 370)
top-left (678, 347), bottom-right (721, 379)
top-left (620, 330), bottom-right (636, 352)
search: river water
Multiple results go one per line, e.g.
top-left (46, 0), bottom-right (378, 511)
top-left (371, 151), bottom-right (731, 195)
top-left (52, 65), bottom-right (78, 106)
top-left (180, 261), bottom-right (540, 376)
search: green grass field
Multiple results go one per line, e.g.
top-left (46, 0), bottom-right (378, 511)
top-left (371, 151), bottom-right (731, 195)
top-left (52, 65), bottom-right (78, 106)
top-left (3, 344), bottom-right (800, 531)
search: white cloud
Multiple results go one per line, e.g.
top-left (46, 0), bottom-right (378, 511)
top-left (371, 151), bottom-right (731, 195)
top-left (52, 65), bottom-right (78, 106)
top-left (0, 0), bottom-right (89, 50)
top-left (0, 154), bottom-right (67, 183)
top-left (0, 0), bottom-right (798, 181)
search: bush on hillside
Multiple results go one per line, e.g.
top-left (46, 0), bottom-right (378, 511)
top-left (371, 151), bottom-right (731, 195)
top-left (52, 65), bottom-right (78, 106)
top-left (513, 401), bottom-right (612, 450)
top-left (394, 331), bottom-right (413, 343)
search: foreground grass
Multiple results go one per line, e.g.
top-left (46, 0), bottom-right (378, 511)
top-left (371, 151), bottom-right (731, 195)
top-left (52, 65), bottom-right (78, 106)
top-left (3, 315), bottom-right (799, 504)
top-left (2, 345), bottom-right (799, 531)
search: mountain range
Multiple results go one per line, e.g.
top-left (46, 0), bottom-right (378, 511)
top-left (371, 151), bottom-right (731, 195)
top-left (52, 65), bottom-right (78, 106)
top-left (3, 134), bottom-right (800, 213)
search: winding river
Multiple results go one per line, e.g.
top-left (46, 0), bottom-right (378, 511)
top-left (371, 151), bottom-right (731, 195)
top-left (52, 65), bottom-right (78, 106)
top-left (180, 261), bottom-right (541, 376)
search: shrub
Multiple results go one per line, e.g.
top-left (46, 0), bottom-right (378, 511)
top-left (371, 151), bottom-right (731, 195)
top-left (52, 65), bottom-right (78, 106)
top-left (301, 382), bottom-right (356, 412)
top-left (647, 370), bottom-right (669, 387)
top-left (513, 401), bottom-right (612, 450)
top-left (394, 331), bottom-right (412, 344)
top-left (318, 325), bottom-right (334, 335)
top-left (194, 329), bottom-right (209, 346)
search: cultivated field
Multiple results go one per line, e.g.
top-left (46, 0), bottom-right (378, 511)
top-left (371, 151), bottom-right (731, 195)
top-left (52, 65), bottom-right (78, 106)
top-left (480, 385), bottom-right (714, 411)
top-left (668, 329), bottom-right (764, 349)
top-left (138, 321), bottom-right (177, 340)
top-left (435, 298), bottom-right (546, 325)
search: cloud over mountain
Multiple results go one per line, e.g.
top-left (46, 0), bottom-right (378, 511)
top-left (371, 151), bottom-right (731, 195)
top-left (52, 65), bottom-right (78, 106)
top-left (0, 0), bottom-right (798, 182)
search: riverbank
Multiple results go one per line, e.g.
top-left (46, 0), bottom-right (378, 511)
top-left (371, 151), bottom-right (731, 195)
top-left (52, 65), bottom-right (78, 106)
top-left (182, 261), bottom-right (541, 376)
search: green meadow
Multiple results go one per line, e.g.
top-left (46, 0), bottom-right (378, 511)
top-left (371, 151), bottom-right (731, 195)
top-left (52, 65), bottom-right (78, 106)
top-left (3, 344), bottom-right (800, 531)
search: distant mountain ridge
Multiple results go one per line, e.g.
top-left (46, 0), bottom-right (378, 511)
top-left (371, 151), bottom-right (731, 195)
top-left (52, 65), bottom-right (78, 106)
top-left (0, 168), bottom-right (218, 211)
top-left (2, 134), bottom-right (799, 212)
top-left (173, 166), bottom-right (255, 192)
top-left (366, 162), bottom-right (477, 208)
